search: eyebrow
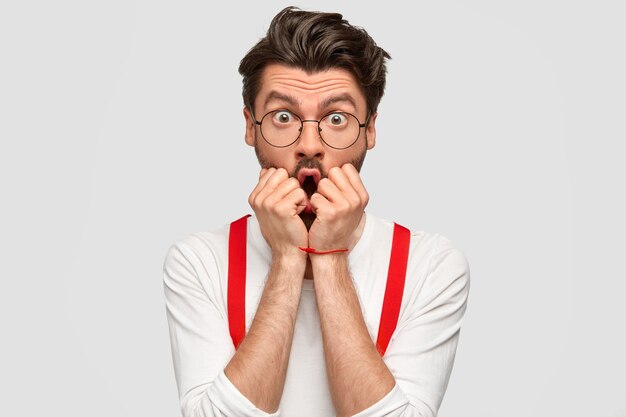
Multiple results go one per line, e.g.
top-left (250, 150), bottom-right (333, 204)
top-left (319, 94), bottom-right (358, 112)
top-left (264, 91), bottom-right (301, 108)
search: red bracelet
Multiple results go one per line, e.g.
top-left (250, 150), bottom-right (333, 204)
top-left (298, 247), bottom-right (349, 255)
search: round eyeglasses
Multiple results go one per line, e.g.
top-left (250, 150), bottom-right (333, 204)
top-left (254, 109), bottom-right (368, 149)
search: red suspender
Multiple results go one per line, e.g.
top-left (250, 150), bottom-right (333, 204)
top-left (227, 214), bottom-right (250, 350)
top-left (376, 223), bottom-right (411, 356)
top-left (227, 216), bottom-right (411, 356)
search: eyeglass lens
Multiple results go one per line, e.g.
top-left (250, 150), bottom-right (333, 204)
top-left (260, 110), bottom-right (361, 149)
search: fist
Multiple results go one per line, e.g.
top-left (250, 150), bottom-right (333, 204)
top-left (308, 164), bottom-right (369, 251)
top-left (248, 167), bottom-right (309, 257)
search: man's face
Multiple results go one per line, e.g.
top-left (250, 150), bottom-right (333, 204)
top-left (243, 63), bottom-right (377, 221)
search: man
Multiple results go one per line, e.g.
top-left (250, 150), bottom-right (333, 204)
top-left (163, 6), bottom-right (469, 417)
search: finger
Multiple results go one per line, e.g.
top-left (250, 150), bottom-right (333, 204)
top-left (310, 192), bottom-right (331, 213)
top-left (249, 167), bottom-right (279, 206)
top-left (284, 187), bottom-right (308, 215)
top-left (254, 168), bottom-right (288, 199)
top-left (316, 177), bottom-right (344, 204)
top-left (328, 167), bottom-right (356, 196)
top-left (264, 177), bottom-right (301, 205)
top-left (252, 167), bottom-right (276, 195)
top-left (257, 167), bottom-right (290, 196)
top-left (319, 174), bottom-right (362, 212)
top-left (341, 164), bottom-right (369, 205)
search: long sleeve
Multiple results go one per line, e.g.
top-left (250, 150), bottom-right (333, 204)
top-left (351, 234), bottom-right (471, 417)
top-left (162, 238), bottom-right (280, 417)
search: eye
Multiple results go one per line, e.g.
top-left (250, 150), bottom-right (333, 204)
top-left (273, 110), bottom-right (294, 124)
top-left (326, 112), bottom-right (347, 126)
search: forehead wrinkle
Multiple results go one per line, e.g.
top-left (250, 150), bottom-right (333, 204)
top-left (262, 83), bottom-right (360, 114)
top-left (270, 76), bottom-right (354, 93)
top-left (259, 65), bottom-right (366, 114)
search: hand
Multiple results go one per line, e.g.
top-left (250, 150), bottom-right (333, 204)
top-left (308, 164), bottom-right (369, 251)
top-left (248, 167), bottom-right (309, 258)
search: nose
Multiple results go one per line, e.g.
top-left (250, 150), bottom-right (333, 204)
top-left (295, 120), bottom-right (324, 160)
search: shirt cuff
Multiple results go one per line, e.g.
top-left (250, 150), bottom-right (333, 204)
top-left (207, 370), bottom-right (281, 417)
top-left (350, 383), bottom-right (409, 417)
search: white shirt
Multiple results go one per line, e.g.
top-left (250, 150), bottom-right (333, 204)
top-left (163, 212), bottom-right (470, 417)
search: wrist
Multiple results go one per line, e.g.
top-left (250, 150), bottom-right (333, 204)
top-left (270, 244), bottom-right (307, 262)
top-left (266, 251), bottom-right (308, 291)
top-left (271, 247), bottom-right (308, 267)
top-left (309, 251), bottom-right (348, 269)
top-left (298, 246), bottom-right (348, 255)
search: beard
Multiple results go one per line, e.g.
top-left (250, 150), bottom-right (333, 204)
top-left (254, 142), bottom-right (367, 230)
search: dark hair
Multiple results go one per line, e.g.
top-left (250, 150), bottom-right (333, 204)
top-left (238, 6), bottom-right (391, 117)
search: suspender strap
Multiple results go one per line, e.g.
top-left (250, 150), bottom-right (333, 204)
top-left (227, 214), bottom-right (250, 349)
top-left (376, 223), bottom-right (411, 356)
top-left (227, 215), bottom-right (411, 356)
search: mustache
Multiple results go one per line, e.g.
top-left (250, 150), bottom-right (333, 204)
top-left (291, 158), bottom-right (326, 179)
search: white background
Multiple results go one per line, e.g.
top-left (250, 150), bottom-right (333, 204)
top-left (1, 1), bottom-right (625, 416)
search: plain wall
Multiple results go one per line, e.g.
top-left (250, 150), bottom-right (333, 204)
top-left (1, 1), bottom-right (625, 415)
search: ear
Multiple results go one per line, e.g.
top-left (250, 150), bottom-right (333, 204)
top-left (243, 106), bottom-right (256, 147)
top-left (365, 111), bottom-right (377, 150)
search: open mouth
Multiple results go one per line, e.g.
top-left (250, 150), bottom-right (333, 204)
top-left (301, 176), bottom-right (317, 197)
top-left (297, 168), bottom-right (321, 197)
top-left (296, 168), bottom-right (321, 214)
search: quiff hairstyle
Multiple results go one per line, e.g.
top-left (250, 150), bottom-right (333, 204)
top-left (238, 6), bottom-right (391, 118)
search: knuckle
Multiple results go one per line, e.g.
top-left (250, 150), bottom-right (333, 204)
top-left (261, 198), bottom-right (274, 211)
